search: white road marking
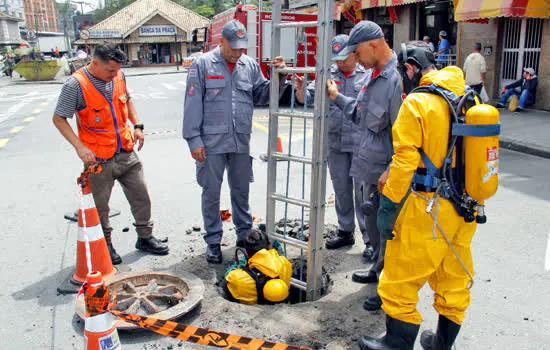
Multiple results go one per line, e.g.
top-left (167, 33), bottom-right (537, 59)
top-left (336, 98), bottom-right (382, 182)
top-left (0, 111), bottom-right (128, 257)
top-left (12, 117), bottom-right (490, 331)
top-left (0, 139), bottom-right (9, 148)
top-left (545, 229), bottom-right (550, 271)
top-left (10, 126), bottom-right (24, 134)
top-left (162, 83), bottom-right (177, 90)
top-left (23, 117), bottom-right (34, 122)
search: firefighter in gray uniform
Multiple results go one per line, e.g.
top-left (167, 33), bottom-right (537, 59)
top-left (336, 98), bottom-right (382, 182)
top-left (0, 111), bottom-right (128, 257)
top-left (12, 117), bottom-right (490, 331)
top-left (327, 21), bottom-right (403, 311)
top-left (295, 34), bottom-right (374, 261)
top-left (183, 19), bottom-right (287, 264)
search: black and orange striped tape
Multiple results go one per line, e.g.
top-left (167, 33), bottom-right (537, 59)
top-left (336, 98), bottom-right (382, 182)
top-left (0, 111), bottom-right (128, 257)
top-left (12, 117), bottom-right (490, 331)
top-left (110, 310), bottom-right (312, 350)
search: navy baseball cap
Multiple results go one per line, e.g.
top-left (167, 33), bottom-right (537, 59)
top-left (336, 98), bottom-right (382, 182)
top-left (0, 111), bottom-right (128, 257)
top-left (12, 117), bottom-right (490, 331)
top-left (339, 21), bottom-right (384, 57)
top-left (332, 34), bottom-right (350, 61)
top-left (222, 20), bottom-right (248, 49)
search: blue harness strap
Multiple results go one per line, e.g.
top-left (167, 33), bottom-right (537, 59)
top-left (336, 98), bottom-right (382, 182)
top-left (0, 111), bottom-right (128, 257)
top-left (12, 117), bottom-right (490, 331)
top-left (452, 123), bottom-right (501, 137)
top-left (412, 148), bottom-right (441, 192)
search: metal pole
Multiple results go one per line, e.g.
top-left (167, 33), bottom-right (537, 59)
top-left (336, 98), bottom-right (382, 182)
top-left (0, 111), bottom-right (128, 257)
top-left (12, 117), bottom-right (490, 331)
top-left (306, 0), bottom-right (333, 301)
top-left (265, 0), bottom-right (282, 256)
top-left (174, 32), bottom-right (179, 71)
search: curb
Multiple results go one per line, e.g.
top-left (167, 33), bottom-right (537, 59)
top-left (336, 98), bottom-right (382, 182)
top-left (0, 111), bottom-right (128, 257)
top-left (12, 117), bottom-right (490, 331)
top-left (9, 80), bottom-right (65, 85)
top-left (500, 138), bottom-right (550, 159)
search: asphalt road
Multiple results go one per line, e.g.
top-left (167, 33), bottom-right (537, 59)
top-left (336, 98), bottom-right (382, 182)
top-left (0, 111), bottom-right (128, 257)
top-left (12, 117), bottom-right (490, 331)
top-left (0, 73), bottom-right (549, 349)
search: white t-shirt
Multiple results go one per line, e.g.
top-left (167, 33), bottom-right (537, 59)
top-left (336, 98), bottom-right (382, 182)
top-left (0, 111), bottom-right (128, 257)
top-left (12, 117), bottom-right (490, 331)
top-left (463, 52), bottom-right (487, 85)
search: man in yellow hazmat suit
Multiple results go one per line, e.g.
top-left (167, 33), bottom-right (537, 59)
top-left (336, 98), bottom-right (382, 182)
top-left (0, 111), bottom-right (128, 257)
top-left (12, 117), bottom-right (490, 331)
top-left (359, 43), bottom-right (477, 349)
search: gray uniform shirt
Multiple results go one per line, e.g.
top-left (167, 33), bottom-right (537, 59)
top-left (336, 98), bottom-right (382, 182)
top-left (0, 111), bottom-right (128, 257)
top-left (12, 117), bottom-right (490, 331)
top-left (183, 47), bottom-right (280, 155)
top-left (334, 54), bottom-right (403, 184)
top-left (304, 64), bottom-right (369, 153)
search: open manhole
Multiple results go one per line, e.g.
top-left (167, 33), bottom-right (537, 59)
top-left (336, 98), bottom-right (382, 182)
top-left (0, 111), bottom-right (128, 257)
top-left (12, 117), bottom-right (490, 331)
top-left (76, 271), bottom-right (204, 330)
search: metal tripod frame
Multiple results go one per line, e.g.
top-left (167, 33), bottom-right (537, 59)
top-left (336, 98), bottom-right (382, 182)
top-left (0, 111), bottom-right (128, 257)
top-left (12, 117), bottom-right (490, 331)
top-left (266, 0), bottom-right (333, 301)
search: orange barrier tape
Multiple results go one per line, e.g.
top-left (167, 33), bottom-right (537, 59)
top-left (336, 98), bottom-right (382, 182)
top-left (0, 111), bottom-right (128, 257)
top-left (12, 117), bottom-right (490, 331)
top-left (110, 310), bottom-right (312, 350)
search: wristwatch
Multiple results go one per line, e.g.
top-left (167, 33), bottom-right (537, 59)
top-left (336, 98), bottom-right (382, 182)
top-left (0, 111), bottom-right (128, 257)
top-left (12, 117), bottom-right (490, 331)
top-left (134, 123), bottom-right (144, 131)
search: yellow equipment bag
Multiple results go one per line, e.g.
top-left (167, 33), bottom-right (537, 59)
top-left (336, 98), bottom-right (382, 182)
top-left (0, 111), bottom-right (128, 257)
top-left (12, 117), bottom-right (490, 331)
top-left (224, 248), bottom-right (292, 305)
top-left (508, 94), bottom-right (519, 112)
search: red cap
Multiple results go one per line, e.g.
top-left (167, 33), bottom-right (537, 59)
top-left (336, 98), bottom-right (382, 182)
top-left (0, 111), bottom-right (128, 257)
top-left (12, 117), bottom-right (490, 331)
top-left (86, 271), bottom-right (103, 284)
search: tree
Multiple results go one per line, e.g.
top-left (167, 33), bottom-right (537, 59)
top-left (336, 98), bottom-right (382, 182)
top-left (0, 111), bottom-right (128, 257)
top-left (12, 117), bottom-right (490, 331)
top-left (92, 0), bottom-right (137, 23)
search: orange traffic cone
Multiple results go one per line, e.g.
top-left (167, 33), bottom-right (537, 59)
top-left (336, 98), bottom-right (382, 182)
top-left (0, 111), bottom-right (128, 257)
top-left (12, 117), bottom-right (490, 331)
top-left (83, 271), bottom-right (122, 350)
top-left (70, 176), bottom-right (115, 285)
top-left (260, 137), bottom-right (284, 162)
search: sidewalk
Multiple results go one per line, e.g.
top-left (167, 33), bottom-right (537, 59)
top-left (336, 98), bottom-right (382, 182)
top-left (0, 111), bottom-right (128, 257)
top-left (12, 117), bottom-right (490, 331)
top-left (499, 108), bottom-right (550, 158)
top-left (121, 65), bottom-right (187, 77)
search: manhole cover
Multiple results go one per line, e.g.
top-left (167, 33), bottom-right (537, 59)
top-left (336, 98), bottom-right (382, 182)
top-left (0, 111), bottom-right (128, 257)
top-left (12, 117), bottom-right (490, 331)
top-left (75, 270), bottom-right (204, 330)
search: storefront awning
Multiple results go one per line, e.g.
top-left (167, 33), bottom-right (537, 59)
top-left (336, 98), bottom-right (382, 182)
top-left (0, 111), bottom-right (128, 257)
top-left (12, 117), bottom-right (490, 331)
top-left (386, 0), bottom-right (426, 7)
top-left (454, 0), bottom-right (550, 20)
top-left (357, 0), bottom-right (386, 9)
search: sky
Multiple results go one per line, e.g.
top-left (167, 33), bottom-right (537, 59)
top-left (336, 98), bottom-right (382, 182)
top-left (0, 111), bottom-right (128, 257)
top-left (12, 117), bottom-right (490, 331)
top-left (55, 0), bottom-right (100, 13)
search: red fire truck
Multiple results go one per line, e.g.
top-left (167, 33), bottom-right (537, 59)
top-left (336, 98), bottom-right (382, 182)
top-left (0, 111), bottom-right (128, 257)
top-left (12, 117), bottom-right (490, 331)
top-left (203, 5), bottom-right (317, 79)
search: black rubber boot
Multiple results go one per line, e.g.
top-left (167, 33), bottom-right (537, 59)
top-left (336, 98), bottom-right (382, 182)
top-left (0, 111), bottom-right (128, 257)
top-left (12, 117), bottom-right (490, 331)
top-left (206, 244), bottom-right (222, 264)
top-left (325, 230), bottom-right (355, 249)
top-left (106, 243), bottom-right (122, 265)
top-left (359, 315), bottom-right (420, 350)
top-left (352, 269), bottom-right (378, 284)
top-left (363, 293), bottom-right (382, 311)
top-left (135, 236), bottom-right (169, 255)
top-left (420, 314), bottom-right (461, 350)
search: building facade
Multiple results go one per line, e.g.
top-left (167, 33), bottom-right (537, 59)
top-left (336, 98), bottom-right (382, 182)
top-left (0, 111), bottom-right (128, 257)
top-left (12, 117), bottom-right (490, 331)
top-left (1, 0), bottom-right (25, 26)
top-left (23, 0), bottom-right (58, 32)
top-left (77, 0), bottom-right (209, 67)
top-left (0, 9), bottom-right (22, 47)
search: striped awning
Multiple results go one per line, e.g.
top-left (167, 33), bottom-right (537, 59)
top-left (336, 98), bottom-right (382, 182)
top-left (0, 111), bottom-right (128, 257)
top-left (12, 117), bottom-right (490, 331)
top-left (454, 0), bottom-right (550, 20)
top-left (386, 0), bottom-right (426, 6)
top-left (357, 0), bottom-right (386, 8)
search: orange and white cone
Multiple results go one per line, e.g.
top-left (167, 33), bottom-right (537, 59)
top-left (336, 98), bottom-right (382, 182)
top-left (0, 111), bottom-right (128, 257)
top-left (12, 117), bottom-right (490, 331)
top-left (260, 137), bottom-right (284, 162)
top-left (83, 271), bottom-right (122, 350)
top-left (70, 181), bottom-right (115, 285)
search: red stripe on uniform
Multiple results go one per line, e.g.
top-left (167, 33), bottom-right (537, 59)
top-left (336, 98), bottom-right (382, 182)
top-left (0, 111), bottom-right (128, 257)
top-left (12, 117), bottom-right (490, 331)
top-left (206, 75), bottom-right (225, 79)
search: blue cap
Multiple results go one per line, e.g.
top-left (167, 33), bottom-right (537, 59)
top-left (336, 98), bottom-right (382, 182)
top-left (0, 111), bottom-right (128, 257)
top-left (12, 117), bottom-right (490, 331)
top-left (339, 21), bottom-right (384, 57)
top-left (221, 20), bottom-right (248, 49)
top-left (332, 34), bottom-right (350, 61)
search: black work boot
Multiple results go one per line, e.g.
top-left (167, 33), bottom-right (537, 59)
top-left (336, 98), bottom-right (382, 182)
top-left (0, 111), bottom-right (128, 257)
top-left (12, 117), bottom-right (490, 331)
top-left (135, 236), bottom-right (169, 255)
top-left (363, 293), bottom-right (382, 311)
top-left (325, 230), bottom-right (355, 249)
top-left (352, 269), bottom-right (378, 284)
top-left (206, 244), bottom-right (222, 264)
top-left (420, 314), bottom-right (461, 350)
top-left (106, 243), bottom-right (122, 265)
top-left (359, 315), bottom-right (420, 350)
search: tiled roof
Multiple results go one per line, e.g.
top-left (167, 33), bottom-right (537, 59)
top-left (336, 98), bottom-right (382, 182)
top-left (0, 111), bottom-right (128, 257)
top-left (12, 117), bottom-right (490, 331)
top-left (89, 0), bottom-right (209, 37)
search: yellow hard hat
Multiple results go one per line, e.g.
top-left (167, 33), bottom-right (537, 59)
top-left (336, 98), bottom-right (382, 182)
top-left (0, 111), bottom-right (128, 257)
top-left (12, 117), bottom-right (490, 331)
top-left (263, 279), bottom-right (289, 303)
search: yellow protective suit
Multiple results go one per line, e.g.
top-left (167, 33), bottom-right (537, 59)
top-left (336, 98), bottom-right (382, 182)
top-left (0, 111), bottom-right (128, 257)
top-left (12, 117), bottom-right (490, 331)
top-left (379, 67), bottom-right (477, 326)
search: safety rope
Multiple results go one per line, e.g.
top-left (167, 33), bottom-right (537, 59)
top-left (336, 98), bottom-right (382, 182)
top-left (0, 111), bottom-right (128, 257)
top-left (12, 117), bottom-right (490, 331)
top-left (412, 190), bottom-right (475, 289)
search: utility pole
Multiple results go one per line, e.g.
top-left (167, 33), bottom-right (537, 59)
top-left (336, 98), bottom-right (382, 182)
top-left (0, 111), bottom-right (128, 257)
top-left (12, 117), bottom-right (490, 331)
top-left (71, 1), bottom-right (88, 54)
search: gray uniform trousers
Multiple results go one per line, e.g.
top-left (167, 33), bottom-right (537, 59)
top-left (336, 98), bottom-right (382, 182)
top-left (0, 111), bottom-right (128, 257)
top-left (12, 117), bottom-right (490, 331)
top-left (327, 149), bottom-right (367, 242)
top-left (364, 183), bottom-right (385, 276)
top-left (196, 153), bottom-right (253, 245)
top-left (89, 150), bottom-right (153, 240)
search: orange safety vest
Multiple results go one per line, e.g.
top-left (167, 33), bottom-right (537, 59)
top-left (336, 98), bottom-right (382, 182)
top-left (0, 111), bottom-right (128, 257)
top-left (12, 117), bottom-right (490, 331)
top-left (73, 69), bottom-right (134, 160)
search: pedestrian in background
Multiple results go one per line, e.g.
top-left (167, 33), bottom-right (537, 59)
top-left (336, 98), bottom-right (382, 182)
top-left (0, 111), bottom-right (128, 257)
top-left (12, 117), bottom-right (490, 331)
top-left (463, 42), bottom-right (486, 94)
top-left (435, 30), bottom-right (450, 67)
top-left (183, 20), bottom-right (287, 264)
top-left (497, 67), bottom-right (538, 112)
top-left (52, 42), bottom-right (169, 265)
top-left (423, 35), bottom-right (435, 52)
top-left (294, 34), bottom-right (374, 261)
top-left (326, 20), bottom-right (403, 312)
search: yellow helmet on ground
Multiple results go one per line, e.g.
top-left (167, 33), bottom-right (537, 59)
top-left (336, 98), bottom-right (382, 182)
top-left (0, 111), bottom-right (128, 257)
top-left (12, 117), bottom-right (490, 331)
top-left (262, 278), bottom-right (289, 303)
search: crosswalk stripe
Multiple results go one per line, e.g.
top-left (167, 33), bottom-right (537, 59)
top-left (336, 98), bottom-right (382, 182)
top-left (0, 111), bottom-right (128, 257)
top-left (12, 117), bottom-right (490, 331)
top-left (10, 126), bottom-right (25, 134)
top-left (23, 117), bottom-right (34, 122)
top-left (162, 83), bottom-right (178, 90)
top-left (32, 108), bottom-right (43, 114)
top-left (0, 139), bottom-right (9, 148)
top-left (40, 101), bottom-right (49, 106)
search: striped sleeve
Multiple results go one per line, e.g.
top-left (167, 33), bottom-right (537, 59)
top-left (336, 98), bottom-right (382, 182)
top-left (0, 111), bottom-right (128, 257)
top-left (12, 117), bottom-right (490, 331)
top-left (54, 77), bottom-right (86, 118)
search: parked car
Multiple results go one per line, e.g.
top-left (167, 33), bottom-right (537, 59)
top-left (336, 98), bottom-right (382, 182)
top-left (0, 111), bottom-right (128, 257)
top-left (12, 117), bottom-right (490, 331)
top-left (182, 52), bottom-right (203, 70)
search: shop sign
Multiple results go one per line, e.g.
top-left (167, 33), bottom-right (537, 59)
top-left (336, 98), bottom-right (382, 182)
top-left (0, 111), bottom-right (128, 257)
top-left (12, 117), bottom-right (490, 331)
top-left (90, 30), bottom-right (121, 38)
top-left (139, 25), bottom-right (177, 36)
